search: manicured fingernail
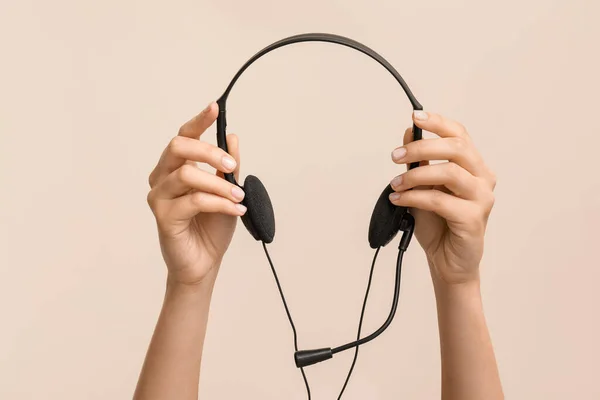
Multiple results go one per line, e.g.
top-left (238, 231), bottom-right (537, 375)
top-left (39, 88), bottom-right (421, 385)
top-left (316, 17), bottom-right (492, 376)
top-left (235, 204), bottom-right (247, 214)
top-left (222, 156), bottom-right (237, 170)
top-left (413, 110), bottom-right (428, 121)
top-left (392, 147), bottom-right (407, 161)
top-left (232, 186), bottom-right (245, 201)
top-left (389, 192), bottom-right (402, 202)
top-left (390, 175), bottom-right (403, 188)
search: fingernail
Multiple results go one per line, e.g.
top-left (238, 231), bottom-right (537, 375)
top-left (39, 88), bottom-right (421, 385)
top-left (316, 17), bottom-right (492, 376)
top-left (413, 110), bottom-right (428, 121)
top-left (232, 186), bottom-right (245, 201)
top-left (235, 203), bottom-right (247, 214)
top-left (390, 175), bottom-right (403, 189)
top-left (392, 147), bottom-right (407, 161)
top-left (222, 156), bottom-right (237, 171)
top-left (389, 192), bottom-right (402, 202)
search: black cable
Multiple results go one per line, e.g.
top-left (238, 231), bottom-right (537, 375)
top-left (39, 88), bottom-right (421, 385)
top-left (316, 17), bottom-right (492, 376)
top-left (262, 242), bottom-right (312, 400)
top-left (262, 241), bottom-right (407, 399)
top-left (332, 250), bottom-right (405, 354)
top-left (337, 247), bottom-right (381, 399)
top-left (337, 248), bottom-right (405, 399)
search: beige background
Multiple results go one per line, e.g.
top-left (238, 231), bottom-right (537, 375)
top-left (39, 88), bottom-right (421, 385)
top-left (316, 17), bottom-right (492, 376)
top-left (1, 0), bottom-right (599, 399)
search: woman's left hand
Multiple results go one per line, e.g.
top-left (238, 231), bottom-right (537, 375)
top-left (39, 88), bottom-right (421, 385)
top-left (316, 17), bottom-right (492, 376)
top-left (389, 111), bottom-right (497, 285)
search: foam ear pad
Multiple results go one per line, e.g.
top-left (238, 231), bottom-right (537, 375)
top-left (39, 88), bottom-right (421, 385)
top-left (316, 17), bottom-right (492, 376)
top-left (241, 175), bottom-right (275, 243)
top-left (368, 184), bottom-right (407, 248)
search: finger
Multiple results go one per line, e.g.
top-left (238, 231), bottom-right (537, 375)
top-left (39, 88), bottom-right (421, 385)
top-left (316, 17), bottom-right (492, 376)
top-left (403, 127), bottom-right (429, 167)
top-left (149, 102), bottom-right (223, 188)
top-left (401, 127), bottom-right (430, 191)
top-left (412, 110), bottom-right (469, 138)
top-left (402, 127), bottom-right (414, 145)
top-left (410, 112), bottom-right (496, 187)
top-left (389, 189), bottom-right (472, 223)
top-left (152, 164), bottom-right (245, 202)
top-left (168, 191), bottom-right (247, 221)
top-left (391, 137), bottom-right (484, 177)
top-left (390, 162), bottom-right (480, 200)
top-left (178, 102), bottom-right (219, 138)
top-left (217, 133), bottom-right (241, 182)
top-left (162, 136), bottom-right (237, 176)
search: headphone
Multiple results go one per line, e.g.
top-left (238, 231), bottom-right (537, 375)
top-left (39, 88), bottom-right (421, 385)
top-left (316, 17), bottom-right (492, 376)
top-left (215, 33), bottom-right (422, 399)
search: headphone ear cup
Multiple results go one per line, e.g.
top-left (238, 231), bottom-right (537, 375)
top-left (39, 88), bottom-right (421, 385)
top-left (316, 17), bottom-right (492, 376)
top-left (241, 175), bottom-right (275, 243)
top-left (368, 184), bottom-right (407, 248)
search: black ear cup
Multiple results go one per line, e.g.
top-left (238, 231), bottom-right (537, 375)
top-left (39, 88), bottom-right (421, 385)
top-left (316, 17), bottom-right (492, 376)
top-left (368, 184), bottom-right (407, 249)
top-left (241, 175), bottom-right (275, 243)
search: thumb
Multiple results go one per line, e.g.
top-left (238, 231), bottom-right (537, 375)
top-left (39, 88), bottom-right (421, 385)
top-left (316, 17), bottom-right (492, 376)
top-left (216, 133), bottom-right (241, 182)
top-left (226, 133), bottom-right (241, 182)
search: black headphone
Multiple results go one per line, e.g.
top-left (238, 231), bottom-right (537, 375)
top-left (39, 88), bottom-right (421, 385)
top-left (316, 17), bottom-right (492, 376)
top-left (215, 33), bottom-right (422, 399)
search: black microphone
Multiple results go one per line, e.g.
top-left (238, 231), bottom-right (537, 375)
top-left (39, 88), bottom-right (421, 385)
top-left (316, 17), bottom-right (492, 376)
top-left (293, 214), bottom-right (415, 368)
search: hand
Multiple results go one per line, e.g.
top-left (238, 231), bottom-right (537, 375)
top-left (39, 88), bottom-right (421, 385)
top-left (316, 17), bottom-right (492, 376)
top-left (389, 111), bottom-right (496, 285)
top-left (146, 102), bottom-right (246, 286)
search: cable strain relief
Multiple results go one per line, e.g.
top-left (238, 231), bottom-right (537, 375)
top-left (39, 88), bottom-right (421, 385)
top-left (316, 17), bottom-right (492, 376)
top-left (294, 348), bottom-right (333, 368)
top-left (398, 213), bottom-right (415, 251)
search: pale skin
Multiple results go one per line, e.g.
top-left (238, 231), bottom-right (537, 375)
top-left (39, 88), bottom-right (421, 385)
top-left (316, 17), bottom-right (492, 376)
top-left (134, 102), bottom-right (503, 400)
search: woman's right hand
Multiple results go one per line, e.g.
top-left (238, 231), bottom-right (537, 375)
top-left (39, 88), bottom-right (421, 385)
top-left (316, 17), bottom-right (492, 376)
top-left (146, 102), bottom-right (246, 286)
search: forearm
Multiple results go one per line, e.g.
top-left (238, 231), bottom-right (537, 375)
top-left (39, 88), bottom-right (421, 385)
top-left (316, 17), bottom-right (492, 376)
top-left (433, 273), bottom-right (503, 400)
top-left (134, 269), bottom-right (217, 400)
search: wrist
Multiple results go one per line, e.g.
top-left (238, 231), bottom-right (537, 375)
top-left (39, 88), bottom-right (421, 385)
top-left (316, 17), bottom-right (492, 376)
top-left (427, 255), bottom-right (481, 285)
top-left (166, 269), bottom-right (217, 298)
top-left (432, 275), bottom-right (483, 315)
top-left (166, 257), bottom-right (221, 289)
top-left (427, 257), bottom-right (479, 293)
top-left (433, 277), bottom-right (480, 297)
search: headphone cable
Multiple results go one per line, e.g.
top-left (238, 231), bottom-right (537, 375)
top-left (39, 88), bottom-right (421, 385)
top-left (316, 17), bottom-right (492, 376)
top-left (262, 242), bottom-right (406, 400)
top-left (262, 242), bottom-right (312, 400)
top-left (336, 246), bottom-right (380, 399)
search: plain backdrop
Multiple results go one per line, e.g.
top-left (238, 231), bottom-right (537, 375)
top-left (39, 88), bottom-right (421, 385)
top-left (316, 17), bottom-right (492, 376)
top-left (1, 0), bottom-right (599, 399)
